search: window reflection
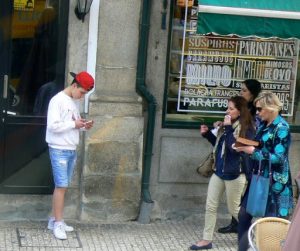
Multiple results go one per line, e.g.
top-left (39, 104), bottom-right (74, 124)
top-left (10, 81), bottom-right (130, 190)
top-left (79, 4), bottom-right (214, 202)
top-left (10, 0), bottom-right (61, 115)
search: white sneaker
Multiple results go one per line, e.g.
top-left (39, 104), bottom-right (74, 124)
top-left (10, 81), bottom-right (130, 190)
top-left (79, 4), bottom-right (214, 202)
top-left (48, 217), bottom-right (74, 232)
top-left (53, 221), bottom-right (67, 240)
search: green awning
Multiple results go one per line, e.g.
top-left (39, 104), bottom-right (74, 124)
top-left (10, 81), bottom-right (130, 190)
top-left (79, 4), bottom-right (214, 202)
top-left (197, 0), bottom-right (300, 38)
top-left (197, 0), bottom-right (300, 11)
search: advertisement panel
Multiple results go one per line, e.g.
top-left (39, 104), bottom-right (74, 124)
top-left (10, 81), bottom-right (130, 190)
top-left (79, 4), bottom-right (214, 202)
top-left (178, 35), bottom-right (299, 116)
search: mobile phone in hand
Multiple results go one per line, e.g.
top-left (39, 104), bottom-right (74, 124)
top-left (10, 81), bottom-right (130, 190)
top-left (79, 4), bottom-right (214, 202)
top-left (84, 120), bottom-right (93, 125)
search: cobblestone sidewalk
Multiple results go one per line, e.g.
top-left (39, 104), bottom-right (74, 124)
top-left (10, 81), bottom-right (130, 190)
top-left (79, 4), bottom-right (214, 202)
top-left (0, 220), bottom-right (237, 251)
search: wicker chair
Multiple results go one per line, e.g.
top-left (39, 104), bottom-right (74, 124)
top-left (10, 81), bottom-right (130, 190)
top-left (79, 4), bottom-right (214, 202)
top-left (248, 217), bottom-right (291, 251)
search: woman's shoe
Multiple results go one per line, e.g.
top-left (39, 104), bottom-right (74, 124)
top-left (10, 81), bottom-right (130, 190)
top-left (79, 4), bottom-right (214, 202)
top-left (217, 217), bottom-right (238, 234)
top-left (189, 243), bottom-right (212, 250)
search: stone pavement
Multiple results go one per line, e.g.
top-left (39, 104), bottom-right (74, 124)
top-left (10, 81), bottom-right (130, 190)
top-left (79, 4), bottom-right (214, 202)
top-left (0, 219), bottom-right (238, 251)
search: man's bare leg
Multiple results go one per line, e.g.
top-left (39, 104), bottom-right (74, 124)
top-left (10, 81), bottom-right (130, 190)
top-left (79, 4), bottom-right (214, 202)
top-left (52, 187), bottom-right (66, 222)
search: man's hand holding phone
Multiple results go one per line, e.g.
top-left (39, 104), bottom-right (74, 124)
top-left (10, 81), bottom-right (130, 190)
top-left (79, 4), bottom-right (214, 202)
top-left (84, 119), bottom-right (94, 129)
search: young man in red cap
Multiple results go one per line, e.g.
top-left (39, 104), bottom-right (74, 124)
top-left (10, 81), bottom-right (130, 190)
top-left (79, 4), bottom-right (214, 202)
top-left (46, 71), bottom-right (94, 240)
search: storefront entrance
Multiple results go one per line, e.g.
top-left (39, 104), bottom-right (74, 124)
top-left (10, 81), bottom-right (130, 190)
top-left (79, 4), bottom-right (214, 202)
top-left (0, 0), bottom-right (68, 193)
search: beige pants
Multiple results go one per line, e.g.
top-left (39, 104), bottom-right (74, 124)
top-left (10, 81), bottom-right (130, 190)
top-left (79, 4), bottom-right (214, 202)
top-left (203, 173), bottom-right (247, 241)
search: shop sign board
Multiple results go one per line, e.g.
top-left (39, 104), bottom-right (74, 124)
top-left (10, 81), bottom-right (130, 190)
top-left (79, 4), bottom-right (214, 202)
top-left (177, 35), bottom-right (299, 116)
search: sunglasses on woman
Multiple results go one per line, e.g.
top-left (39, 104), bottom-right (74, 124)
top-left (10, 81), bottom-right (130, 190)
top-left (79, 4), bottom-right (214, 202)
top-left (256, 107), bottom-right (263, 112)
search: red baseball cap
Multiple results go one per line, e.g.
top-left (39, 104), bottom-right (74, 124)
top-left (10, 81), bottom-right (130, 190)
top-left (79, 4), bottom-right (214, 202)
top-left (70, 71), bottom-right (94, 91)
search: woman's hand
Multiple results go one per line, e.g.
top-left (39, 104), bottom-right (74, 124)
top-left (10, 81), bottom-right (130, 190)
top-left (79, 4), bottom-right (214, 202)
top-left (200, 124), bottom-right (209, 135)
top-left (233, 145), bottom-right (255, 154)
top-left (213, 121), bottom-right (223, 128)
top-left (223, 115), bottom-right (232, 126)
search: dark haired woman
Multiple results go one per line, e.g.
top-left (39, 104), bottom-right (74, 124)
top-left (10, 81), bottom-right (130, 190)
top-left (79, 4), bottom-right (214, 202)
top-left (217, 79), bottom-right (262, 234)
top-left (189, 96), bottom-right (255, 250)
top-left (240, 79), bottom-right (262, 116)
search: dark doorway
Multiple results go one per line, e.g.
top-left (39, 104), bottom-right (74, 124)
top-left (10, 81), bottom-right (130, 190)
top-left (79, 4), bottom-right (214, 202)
top-left (0, 0), bottom-right (69, 193)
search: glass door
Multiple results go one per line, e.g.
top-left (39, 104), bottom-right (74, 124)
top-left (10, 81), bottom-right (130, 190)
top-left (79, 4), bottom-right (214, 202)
top-left (0, 0), bottom-right (68, 193)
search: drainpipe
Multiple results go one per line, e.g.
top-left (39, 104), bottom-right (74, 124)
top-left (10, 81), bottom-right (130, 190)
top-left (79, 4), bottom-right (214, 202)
top-left (136, 0), bottom-right (156, 224)
top-left (84, 0), bottom-right (100, 113)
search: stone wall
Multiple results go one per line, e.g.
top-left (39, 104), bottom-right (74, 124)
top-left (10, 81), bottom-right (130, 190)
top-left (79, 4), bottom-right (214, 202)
top-left (79, 0), bottom-right (144, 222)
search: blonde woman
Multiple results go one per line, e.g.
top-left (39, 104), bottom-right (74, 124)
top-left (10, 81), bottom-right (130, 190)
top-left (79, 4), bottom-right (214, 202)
top-left (235, 91), bottom-right (293, 251)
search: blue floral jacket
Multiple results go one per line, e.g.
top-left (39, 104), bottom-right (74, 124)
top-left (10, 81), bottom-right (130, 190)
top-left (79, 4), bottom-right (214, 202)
top-left (251, 115), bottom-right (293, 217)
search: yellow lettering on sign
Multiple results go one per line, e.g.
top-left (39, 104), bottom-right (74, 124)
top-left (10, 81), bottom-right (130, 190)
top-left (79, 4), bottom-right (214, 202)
top-left (14, 0), bottom-right (35, 11)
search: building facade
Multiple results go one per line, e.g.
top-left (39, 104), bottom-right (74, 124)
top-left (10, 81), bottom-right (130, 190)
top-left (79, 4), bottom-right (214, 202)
top-left (0, 0), bottom-right (300, 222)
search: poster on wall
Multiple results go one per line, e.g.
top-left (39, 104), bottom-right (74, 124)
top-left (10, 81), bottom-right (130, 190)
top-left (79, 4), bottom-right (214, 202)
top-left (14, 0), bottom-right (35, 11)
top-left (177, 35), bottom-right (299, 116)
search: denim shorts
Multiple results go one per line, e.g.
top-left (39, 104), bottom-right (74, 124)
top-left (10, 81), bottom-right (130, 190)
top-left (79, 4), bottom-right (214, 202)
top-left (49, 147), bottom-right (77, 188)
